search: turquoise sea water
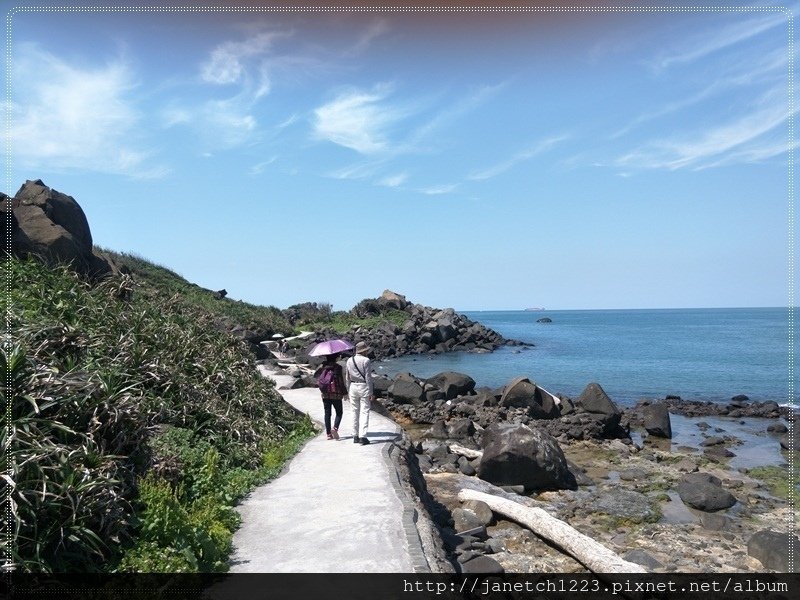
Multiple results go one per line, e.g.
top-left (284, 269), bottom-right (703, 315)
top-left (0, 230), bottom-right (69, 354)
top-left (377, 308), bottom-right (794, 407)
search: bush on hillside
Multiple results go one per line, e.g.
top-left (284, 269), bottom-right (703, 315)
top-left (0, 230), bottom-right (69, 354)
top-left (2, 257), bottom-right (309, 572)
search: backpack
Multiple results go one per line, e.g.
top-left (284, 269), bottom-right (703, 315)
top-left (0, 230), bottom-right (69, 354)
top-left (317, 365), bottom-right (343, 395)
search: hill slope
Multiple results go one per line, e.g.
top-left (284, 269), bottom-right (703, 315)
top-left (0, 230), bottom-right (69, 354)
top-left (2, 255), bottom-right (311, 572)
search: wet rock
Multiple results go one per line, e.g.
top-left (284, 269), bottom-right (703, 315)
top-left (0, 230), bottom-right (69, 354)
top-left (642, 402), bottom-right (672, 438)
top-left (767, 423), bottom-right (788, 434)
top-left (677, 472), bottom-right (737, 512)
top-left (590, 488), bottom-right (659, 523)
top-left (748, 530), bottom-right (799, 572)
top-left (699, 512), bottom-right (731, 531)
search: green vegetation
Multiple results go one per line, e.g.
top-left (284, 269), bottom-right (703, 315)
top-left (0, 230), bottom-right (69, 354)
top-left (302, 308), bottom-right (409, 334)
top-left (3, 255), bottom-right (313, 572)
top-left (746, 465), bottom-right (799, 502)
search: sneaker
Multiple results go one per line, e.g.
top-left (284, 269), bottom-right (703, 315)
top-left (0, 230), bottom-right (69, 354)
top-left (353, 436), bottom-right (361, 444)
top-left (331, 428), bottom-right (339, 440)
top-left (326, 433), bottom-right (333, 440)
top-left (359, 437), bottom-right (371, 445)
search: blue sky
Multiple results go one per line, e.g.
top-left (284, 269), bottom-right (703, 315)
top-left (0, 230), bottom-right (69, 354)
top-left (5, 2), bottom-right (796, 310)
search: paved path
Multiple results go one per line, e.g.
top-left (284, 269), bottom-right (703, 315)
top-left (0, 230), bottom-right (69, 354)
top-left (229, 366), bottom-right (428, 573)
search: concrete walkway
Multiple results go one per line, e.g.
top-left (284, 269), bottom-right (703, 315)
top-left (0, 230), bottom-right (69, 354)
top-left (229, 366), bottom-right (428, 573)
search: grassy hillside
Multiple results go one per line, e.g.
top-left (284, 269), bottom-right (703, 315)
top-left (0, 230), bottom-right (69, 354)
top-left (2, 254), bottom-right (313, 572)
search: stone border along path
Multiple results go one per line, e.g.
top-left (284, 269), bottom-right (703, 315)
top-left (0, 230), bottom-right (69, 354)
top-left (229, 365), bottom-right (430, 573)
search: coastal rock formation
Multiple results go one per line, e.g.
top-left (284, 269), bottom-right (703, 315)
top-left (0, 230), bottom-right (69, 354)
top-left (659, 397), bottom-right (789, 419)
top-left (477, 423), bottom-right (577, 491)
top-left (307, 290), bottom-right (529, 361)
top-left (2, 179), bottom-right (116, 278)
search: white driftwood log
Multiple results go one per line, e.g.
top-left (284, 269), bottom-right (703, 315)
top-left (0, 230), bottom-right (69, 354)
top-left (458, 488), bottom-right (647, 573)
top-left (448, 443), bottom-right (483, 460)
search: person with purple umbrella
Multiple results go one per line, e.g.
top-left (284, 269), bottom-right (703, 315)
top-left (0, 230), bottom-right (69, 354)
top-left (316, 353), bottom-right (347, 440)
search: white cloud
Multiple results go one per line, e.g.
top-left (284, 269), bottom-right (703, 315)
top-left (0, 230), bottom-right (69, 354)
top-left (468, 135), bottom-right (569, 180)
top-left (10, 43), bottom-right (167, 178)
top-left (313, 84), bottom-right (404, 154)
top-left (615, 88), bottom-right (792, 171)
top-left (653, 12), bottom-right (789, 70)
top-left (249, 156), bottom-right (278, 176)
top-left (277, 113), bottom-right (299, 129)
top-left (347, 19), bottom-right (390, 56)
top-left (378, 173), bottom-right (407, 187)
top-left (200, 31), bottom-right (287, 86)
top-left (421, 183), bottom-right (457, 195)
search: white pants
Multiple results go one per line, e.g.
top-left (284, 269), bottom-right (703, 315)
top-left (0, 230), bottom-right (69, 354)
top-left (348, 382), bottom-right (371, 438)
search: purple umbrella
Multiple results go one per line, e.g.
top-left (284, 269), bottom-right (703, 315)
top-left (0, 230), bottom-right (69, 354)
top-left (308, 339), bottom-right (354, 357)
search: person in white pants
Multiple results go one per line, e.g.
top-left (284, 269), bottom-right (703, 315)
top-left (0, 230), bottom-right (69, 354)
top-left (345, 341), bottom-right (374, 445)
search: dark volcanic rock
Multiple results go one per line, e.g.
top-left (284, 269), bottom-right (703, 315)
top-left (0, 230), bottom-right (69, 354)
top-left (4, 179), bottom-right (116, 278)
top-left (478, 423), bottom-right (577, 491)
top-left (389, 378), bottom-right (425, 404)
top-left (642, 402), bottom-right (672, 438)
top-left (426, 371), bottom-right (476, 399)
top-left (677, 472), bottom-right (737, 512)
top-left (499, 377), bottom-right (559, 419)
top-left (747, 529), bottom-right (799, 572)
top-left (574, 383), bottom-right (625, 437)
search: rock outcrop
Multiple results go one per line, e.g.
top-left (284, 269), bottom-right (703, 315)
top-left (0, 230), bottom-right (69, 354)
top-left (2, 179), bottom-right (116, 278)
top-left (305, 290), bottom-right (529, 361)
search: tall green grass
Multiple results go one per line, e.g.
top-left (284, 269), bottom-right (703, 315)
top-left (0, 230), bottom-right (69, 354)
top-left (2, 256), bottom-right (312, 572)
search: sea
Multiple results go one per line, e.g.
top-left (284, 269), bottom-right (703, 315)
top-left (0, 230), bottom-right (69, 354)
top-left (376, 307), bottom-right (795, 409)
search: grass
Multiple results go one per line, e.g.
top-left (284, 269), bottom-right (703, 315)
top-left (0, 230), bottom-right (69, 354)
top-left (2, 255), bottom-right (313, 572)
top-left (301, 308), bottom-right (409, 334)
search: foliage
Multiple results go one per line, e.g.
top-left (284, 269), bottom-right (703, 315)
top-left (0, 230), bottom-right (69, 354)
top-left (302, 308), bottom-right (409, 334)
top-left (3, 256), bottom-right (311, 572)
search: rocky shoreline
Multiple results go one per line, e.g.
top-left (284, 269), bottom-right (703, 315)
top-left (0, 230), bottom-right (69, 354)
top-left (277, 353), bottom-right (798, 573)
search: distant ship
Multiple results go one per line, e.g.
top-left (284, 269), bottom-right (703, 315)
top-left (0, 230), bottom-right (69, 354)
top-left (524, 307), bottom-right (545, 311)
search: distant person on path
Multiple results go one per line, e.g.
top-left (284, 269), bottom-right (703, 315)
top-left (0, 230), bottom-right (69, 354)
top-left (280, 340), bottom-right (289, 355)
top-left (345, 341), bottom-right (373, 445)
top-left (317, 354), bottom-right (347, 440)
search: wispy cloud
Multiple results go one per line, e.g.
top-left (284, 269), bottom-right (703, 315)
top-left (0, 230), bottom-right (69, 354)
top-left (468, 135), bottom-right (569, 181)
top-left (249, 156), bottom-right (278, 176)
top-left (407, 82), bottom-right (506, 148)
top-left (615, 88), bottom-right (792, 171)
top-left (346, 19), bottom-right (390, 56)
top-left (421, 183), bottom-right (458, 195)
top-left (652, 12), bottom-right (788, 70)
top-left (10, 43), bottom-right (168, 178)
top-left (201, 30), bottom-right (289, 87)
top-left (378, 173), bottom-right (407, 187)
top-left (313, 83), bottom-right (408, 154)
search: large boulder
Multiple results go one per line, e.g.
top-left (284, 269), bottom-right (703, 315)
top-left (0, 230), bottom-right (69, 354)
top-left (380, 289), bottom-right (409, 310)
top-left (747, 530), bottom-right (799, 572)
top-left (3, 179), bottom-right (115, 278)
top-left (478, 423), bottom-right (577, 491)
top-left (575, 383), bottom-right (622, 434)
top-left (677, 472), bottom-right (737, 512)
top-left (499, 377), bottom-right (559, 419)
top-left (779, 430), bottom-right (797, 451)
top-left (388, 378), bottom-right (425, 404)
top-left (642, 402), bottom-right (672, 438)
top-left (426, 371), bottom-right (476, 400)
